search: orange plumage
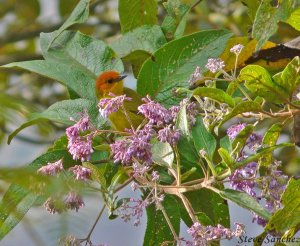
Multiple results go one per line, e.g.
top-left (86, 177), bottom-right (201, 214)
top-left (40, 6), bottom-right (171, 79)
top-left (95, 71), bottom-right (143, 130)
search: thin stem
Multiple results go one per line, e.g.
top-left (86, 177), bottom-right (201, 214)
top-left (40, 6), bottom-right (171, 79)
top-left (121, 105), bottom-right (135, 132)
top-left (233, 54), bottom-right (239, 78)
top-left (81, 204), bottom-right (106, 246)
top-left (174, 146), bottom-right (181, 186)
top-left (159, 202), bottom-right (180, 243)
top-left (178, 193), bottom-right (198, 223)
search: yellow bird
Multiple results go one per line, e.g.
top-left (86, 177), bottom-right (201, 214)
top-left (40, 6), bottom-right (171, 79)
top-left (95, 71), bottom-right (143, 131)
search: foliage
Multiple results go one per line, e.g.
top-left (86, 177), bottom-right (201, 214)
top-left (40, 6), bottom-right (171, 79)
top-left (1, 0), bottom-right (300, 245)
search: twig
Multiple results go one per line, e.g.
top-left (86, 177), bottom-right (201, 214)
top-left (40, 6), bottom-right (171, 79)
top-left (191, 0), bottom-right (203, 10)
top-left (159, 203), bottom-right (180, 244)
top-left (81, 204), bottom-right (106, 246)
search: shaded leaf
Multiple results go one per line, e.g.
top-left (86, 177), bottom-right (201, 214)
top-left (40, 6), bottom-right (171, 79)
top-left (143, 195), bottom-right (180, 246)
top-left (192, 117), bottom-right (216, 160)
top-left (185, 188), bottom-right (230, 227)
top-left (137, 30), bottom-right (232, 106)
top-left (119, 0), bottom-right (157, 33)
top-left (110, 25), bottom-right (166, 77)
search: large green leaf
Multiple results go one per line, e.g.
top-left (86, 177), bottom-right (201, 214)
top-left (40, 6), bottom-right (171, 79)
top-left (143, 195), bottom-right (180, 246)
top-left (41, 31), bottom-right (123, 78)
top-left (266, 178), bottom-right (300, 235)
top-left (47, 0), bottom-right (90, 49)
top-left (111, 25), bottom-right (166, 59)
top-left (240, 65), bottom-right (288, 103)
top-left (218, 189), bottom-right (271, 220)
top-left (252, 0), bottom-right (294, 51)
top-left (137, 30), bottom-right (232, 106)
top-left (118, 0), bottom-right (157, 33)
top-left (192, 117), bottom-right (217, 160)
top-left (110, 25), bottom-right (166, 76)
top-left (0, 149), bottom-right (77, 240)
top-left (3, 31), bottom-right (123, 101)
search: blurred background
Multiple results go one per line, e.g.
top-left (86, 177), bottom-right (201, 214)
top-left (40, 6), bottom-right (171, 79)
top-left (0, 0), bottom-right (299, 245)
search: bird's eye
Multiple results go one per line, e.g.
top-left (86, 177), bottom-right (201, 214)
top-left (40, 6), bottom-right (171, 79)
top-left (107, 79), bottom-right (114, 84)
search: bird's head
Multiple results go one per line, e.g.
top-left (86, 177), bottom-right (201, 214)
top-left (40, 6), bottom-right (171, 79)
top-left (96, 71), bottom-right (127, 97)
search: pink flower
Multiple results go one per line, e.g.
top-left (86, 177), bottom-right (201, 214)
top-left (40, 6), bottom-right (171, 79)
top-left (37, 159), bottom-right (64, 176)
top-left (68, 165), bottom-right (92, 181)
top-left (98, 93), bottom-right (131, 118)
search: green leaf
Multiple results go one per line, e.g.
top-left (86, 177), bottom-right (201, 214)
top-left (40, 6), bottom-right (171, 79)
top-left (176, 103), bottom-right (190, 136)
top-left (3, 31), bottom-right (123, 101)
top-left (235, 143), bottom-right (294, 168)
top-left (111, 25), bottom-right (166, 58)
top-left (193, 87), bottom-right (235, 108)
top-left (8, 99), bottom-right (102, 144)
top-left (143, 195), bottom-right (180, 246)
top-left (177, 136), bottom-right (199, 169)
top-left (218, 148), bottom-right (234, 168)
top-left (161, 0), bottom-right (190, 40)
top-left (252, 0), bottom-right (294, 51)
top-left (83, 162), bottom-right (108, 189)
top-left (185, 188), bottom-right (230, 227)
top-left (137, 30), bottom-right (232, 106)
top-left (266, 178), bottom-right (300, 234)
top-left (272, 56), bottom-right (300, 100)
top-left (231, 124), bottom-right (254, 156)
top-left (152, 142), bottom-right (174, 168)
top-left (0, 149), bottom-right (76, 240)
top-left (220, 136), bottom-right (231, 153)
top-left (110, 25), bottom-right (166, 77)
top-left (192, 117), bottom-right (217, 160)
top-left (41, 31), bottom-right (123, 79)
top-left (240, 65), bottom-right (288, 103)
top-left (286, 7), bottom-right (300, 31)
top-left (47, 0), bottom-right (89, 49)
top-left (218, 101), bottom-right (261, 128)
top-left (259, 123), bottom-right (283, 174)
top-left (3, 60), bottom-right (95, 100)
top-left (218, 189), bottom-right (271, 220)
top-left (241, 0), bottom-right (261, 21)
top-left (119, 0), bottom-right (157, 33)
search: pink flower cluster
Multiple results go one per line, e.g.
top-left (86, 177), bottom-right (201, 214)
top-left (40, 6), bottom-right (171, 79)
top-left (66, 112), bottom-right (94, 161)
top-left (37, 161), bottom-right (91, 214)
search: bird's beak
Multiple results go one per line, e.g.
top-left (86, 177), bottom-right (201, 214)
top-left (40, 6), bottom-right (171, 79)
top-left (114, 74), bottom-right (127, 82)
